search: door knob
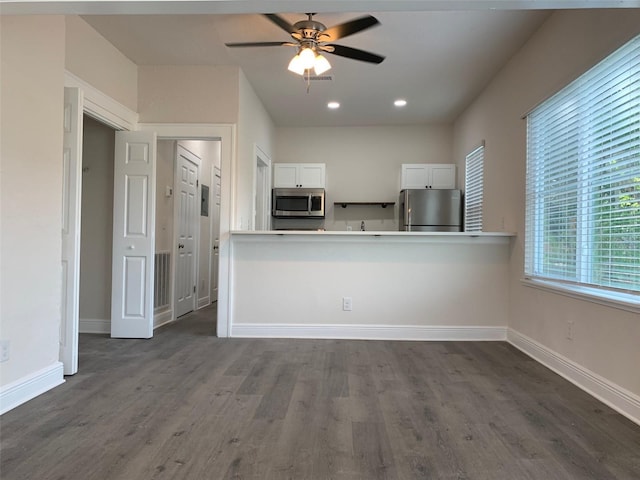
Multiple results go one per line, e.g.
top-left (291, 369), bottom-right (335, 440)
top-left (178, 243), bottom-right (185, 249)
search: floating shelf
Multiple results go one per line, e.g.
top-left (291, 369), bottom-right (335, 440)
top-left (335, 202), bottom-right (395, 209)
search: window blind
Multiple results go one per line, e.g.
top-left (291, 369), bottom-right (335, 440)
top-left (525, 34), bottom-right (640, 294)
top-left (464, 145), bottom-right (484, 232)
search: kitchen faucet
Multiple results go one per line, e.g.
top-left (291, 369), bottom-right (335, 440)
top-left (360, 221), bottom-right (365, 231)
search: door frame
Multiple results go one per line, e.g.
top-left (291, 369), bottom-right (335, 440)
top-left (61, 87), bottom-right (83, 375)
top-left (139, 123), bottom-right (235, 338)
top-left (252, 144), bottom-right (271, 231)
top-left (61, 72), bottom-right (137, 373)
top-left (210, 164), bottom-right (222, 303)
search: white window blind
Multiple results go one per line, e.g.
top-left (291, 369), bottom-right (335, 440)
top-left (525, 34), bottom-right (640, 295)
top-left (464, 145), bottom-right (484, 232)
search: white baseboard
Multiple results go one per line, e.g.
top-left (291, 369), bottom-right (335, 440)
top-left (508, 328), bottom-right (640, 426)
top-left (231, 324), bottom-right (507, 341)
top-left (79, 318), bottom-right (110, 334)
top-left (154, 309), bottom-right (173, 329)
top-left (0, 362), bottom-right (65, 415)
top-left (197, 296), bottom-right (211, 309)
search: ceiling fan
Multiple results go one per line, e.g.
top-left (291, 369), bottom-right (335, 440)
top-left (225, 13), bottom-right (385, 76)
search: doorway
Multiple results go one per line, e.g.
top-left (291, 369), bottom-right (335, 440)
top-left (78, 115), bottom-right (115, 334)
top-left (253, 145), bottom-right (271, 230)
top-left (155, 139), bottom-right (222, 322)
top-left (60, 81), bottom-right (234, 373)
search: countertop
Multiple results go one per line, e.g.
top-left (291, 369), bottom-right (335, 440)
top-left (230, 230), bottom-right (516, 244)
top-left (231, 230), bottom-right (515, 237)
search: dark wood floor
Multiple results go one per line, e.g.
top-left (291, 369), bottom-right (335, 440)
top-left (2, 305), bottom-right (639, 480)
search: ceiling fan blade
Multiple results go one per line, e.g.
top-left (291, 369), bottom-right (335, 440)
top-left (264, 13), bottom-right (296, 34)
top-left (323, 15), bottom-right (380, 42)
top-left (225, 41), bottom-right (291, 48)
top-left (326, 44), bottom-right (385, 64)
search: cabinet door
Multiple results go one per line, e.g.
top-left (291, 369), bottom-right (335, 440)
top-left (273, 164), bottom-right (299, 188)
top-left (401, 164), bottom-right (429, 189)
top-left (429, 164), bottom-right (456, 189)
top-left (299, 163), bottom-right (325, 188)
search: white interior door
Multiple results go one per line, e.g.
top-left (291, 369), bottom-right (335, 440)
top-left (211, 166), bottom-right (221, 302)
top-left (111, 131), bottom-right (157, 338)
top-left (175, 145), bottom-right (199, 317)
top-left (60, 87), bottom-right (83, 375)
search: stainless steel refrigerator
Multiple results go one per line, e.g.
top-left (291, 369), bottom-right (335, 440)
top-left (399, 189), bottom-right (462, 232)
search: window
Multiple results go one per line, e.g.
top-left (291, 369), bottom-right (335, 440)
top-left (464, 144), bottom-right (484, 232)
top-left (525, 34), bottom-right (640, 298)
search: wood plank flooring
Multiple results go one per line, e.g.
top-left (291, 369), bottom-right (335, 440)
top-left (2, 305), bottom-right (639, 479)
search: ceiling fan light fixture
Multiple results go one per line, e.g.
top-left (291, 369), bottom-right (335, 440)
top-left (313, 54), bottom-right (331, 75)
top-left (287, 54), bottom-right (306, 75)
top-left (299, 47), bottom-right (316, 70)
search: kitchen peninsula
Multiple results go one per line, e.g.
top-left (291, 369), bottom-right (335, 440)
top-left (229, 230), bottom-right (515, 340)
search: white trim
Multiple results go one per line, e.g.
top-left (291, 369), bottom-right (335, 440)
top-left (138, 123), bottom-right (236, 338)
top-left (79, 318), bottom-right (110, 334)
top-left (154, 309), bottom-right (174, 329)
top-left (508, 328), bottom-right (640, 426)
top-left (63, 71), bottom-right (138, 131)
top-left (0, 363), bottom-right (65, 415)
top-left (521, 278), bottom-right (640, 314)
top-left (231, 323), bottom-right (507, 341)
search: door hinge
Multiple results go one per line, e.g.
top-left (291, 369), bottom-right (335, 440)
top-left (197, 179), bottom-right (199, 187)
top-left (193, 285), bottom-right (196, 293)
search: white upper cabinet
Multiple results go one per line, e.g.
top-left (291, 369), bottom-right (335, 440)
top-left (401, 163), bottom-right (456, 189)
top-left (273, 163), bottom-right (326, 188)
top-left (273, 164), bottom-right (298, 187)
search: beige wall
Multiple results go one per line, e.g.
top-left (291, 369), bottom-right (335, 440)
top-left (79, 115), bottom-right (115, 322)
top-left (275, 125), bottom-right (453, 231)
top-left (65, 15), bottom-right (138, 111)
top-left (137, 65), bottom-right (240, 124)
top-left (452, 9), bottom-right (640, 396)
top-left (0, 16), bottom-right (66, 386)
top-left (236, 70), bottom-right (276, 230)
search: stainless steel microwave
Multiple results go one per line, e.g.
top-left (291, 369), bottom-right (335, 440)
top-left (272, 188), bottom-right (325, 218)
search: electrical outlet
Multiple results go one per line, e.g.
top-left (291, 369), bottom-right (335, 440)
top-left (342, 297), bottom-right (353, 311)
top-left (566, 320), bottom-right (574, 340)
top-left (0, 340), bottom-right (10, 363)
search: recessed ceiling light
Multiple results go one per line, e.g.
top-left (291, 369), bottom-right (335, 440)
top-left (328, 101), bottom-right (340, 109)
top-left (394, 99), bottom-right (407, 107)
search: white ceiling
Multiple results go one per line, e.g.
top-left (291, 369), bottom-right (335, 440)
top-left (6, 0), bottom-right (628, 128)
top-left (82, 10), bottom-right (551, 127)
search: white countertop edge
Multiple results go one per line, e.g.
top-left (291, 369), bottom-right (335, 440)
top-left (231, 230), bottom-right (516, 237)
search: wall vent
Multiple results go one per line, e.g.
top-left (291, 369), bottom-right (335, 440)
top-left (154, 252), bottom-right (171, 311)
top-left (307, 75), bottom-right (333, 81)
